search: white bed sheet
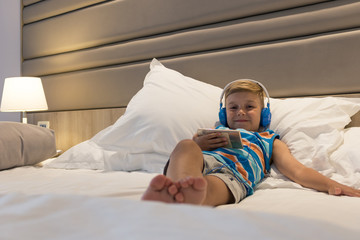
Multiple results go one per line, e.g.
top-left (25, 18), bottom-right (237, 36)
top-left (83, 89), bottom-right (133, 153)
top-left (0, 190), bottom-right (358, 240)
top-left (221, 187), bottom-right (360, 231)
top-left (1, 166), bottom-right (359, 240)
top-left (0, 166), bottom-right (157, 199)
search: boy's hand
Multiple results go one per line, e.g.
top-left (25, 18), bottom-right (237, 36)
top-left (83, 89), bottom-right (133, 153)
top-left (328, 184), bottom-right (360, 197)
top-left (192, 133), bottom-right (228, 151)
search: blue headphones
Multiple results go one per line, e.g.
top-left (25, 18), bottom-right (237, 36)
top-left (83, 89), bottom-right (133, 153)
top-left (219, 79), bottom-right (272, 128)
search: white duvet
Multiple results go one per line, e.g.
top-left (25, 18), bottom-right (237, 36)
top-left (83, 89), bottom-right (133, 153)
top-left (0, 167), bottom-right (156, 198)
top-left (1, 165), bottom-right (359, 240)
top-left (0, 192), bottom-right (358, 240)
top-left (0, 167), bottom-right (360, 239)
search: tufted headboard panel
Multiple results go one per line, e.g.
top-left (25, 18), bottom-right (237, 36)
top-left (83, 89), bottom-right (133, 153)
top-left (22, 0), bottom-right (360, 111)
top-left (22, 0), bottom-right (360, 151)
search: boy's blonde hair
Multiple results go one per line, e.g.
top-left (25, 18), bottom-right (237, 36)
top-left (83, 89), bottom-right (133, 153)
top-left (224, 80), bottom-right (265, 108)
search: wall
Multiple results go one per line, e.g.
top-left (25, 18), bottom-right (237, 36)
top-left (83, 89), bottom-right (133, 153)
top-left (0, 0), bottom-right (21, 121)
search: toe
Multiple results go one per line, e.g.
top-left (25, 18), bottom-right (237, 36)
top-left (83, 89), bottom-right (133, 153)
top-left (149, 175), bottom-right (168, 191)
top-left (193, 177), bottom-right (207, 191)
top-left (168, 184), bottom-right (178, 196)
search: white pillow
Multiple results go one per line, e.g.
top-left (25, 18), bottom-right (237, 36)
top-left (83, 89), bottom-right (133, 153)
top-left (45, 59), bottom-right (222, 172)
top-left (330, 127), bottom-right (360, 188)
top-left (268, 97), bottom-right (360, 183)
top-left (95, 59), bottom-right (222, 172)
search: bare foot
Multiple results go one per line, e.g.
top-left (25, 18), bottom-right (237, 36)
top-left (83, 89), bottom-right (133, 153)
top-left (142, 175), bottom-right (178, 203)
top-left (174, 176), bottom-right (207, 205)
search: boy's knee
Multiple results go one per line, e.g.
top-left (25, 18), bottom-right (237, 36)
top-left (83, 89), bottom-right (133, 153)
top-left (171, 139), bottom-right (202, 158)
top-left (176, 139), bottom-right (199, 150)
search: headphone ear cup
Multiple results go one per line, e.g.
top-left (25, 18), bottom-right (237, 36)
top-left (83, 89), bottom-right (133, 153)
top-left (219, 107), bottom-right (227, 126)
top-left (260, 107), bottom-right (272, 127)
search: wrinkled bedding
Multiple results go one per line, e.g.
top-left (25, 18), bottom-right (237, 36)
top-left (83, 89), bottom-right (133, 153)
top-left (0, 166), bottom-right (359, 240)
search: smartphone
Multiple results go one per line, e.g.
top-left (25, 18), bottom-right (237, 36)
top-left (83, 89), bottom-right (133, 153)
top-left (197, 128), bottom-right (243, 149)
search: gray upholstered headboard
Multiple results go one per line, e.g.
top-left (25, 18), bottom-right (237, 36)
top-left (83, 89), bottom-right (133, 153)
top-left (22, 0), bottom-right (360, 151)
top-left (22, 0), bottom-right (360, 111)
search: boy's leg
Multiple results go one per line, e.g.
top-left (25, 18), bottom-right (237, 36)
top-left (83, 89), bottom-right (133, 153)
top-left (166, 139), bottom-right (204, 179)
top-left (142, 139), bottom-right (233, 206)
top-left (166, 139), bottom-right (234, 206)
top-left (203, 175), bottom-right (235, 206)
top-left (142, 139), bottom-right (206, 203)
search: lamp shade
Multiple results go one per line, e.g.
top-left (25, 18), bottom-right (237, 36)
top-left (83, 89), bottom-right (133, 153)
top-left (0, 77), bottom-right (48, 112)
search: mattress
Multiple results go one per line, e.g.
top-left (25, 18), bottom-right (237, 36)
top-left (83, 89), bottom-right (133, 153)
top-left (0, 165), bottom-right (359, 240)
top-left (0, 165), bottom-right (156, 198)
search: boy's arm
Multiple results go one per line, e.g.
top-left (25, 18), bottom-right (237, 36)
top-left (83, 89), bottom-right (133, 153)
top-left (272, 139), bottom-right (360, 197)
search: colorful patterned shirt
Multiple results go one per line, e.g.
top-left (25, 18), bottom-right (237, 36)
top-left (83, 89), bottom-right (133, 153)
top-left (203, 125), bottom-right (279, 196)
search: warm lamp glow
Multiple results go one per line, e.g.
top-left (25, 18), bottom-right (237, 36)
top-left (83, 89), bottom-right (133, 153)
top-left (0, 77), bottom-right (48, 123)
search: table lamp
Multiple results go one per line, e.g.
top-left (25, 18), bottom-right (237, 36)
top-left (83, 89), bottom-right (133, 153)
top-left (0, 77), bottom-right (48, 123)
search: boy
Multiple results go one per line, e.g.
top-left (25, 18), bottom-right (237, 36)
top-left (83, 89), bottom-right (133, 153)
top-left (142, 79), bottom-right (360, 206)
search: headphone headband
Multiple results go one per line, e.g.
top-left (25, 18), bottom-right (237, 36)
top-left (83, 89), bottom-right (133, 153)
top-left (219, 79), bottom-right (270, 107)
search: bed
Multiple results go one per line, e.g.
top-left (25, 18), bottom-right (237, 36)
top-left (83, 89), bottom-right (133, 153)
top-left (1, 0), bottom-right (360, 239)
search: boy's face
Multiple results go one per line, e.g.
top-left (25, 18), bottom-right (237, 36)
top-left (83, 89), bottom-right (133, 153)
top-left (225, 91), bottom-right (262, 131)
